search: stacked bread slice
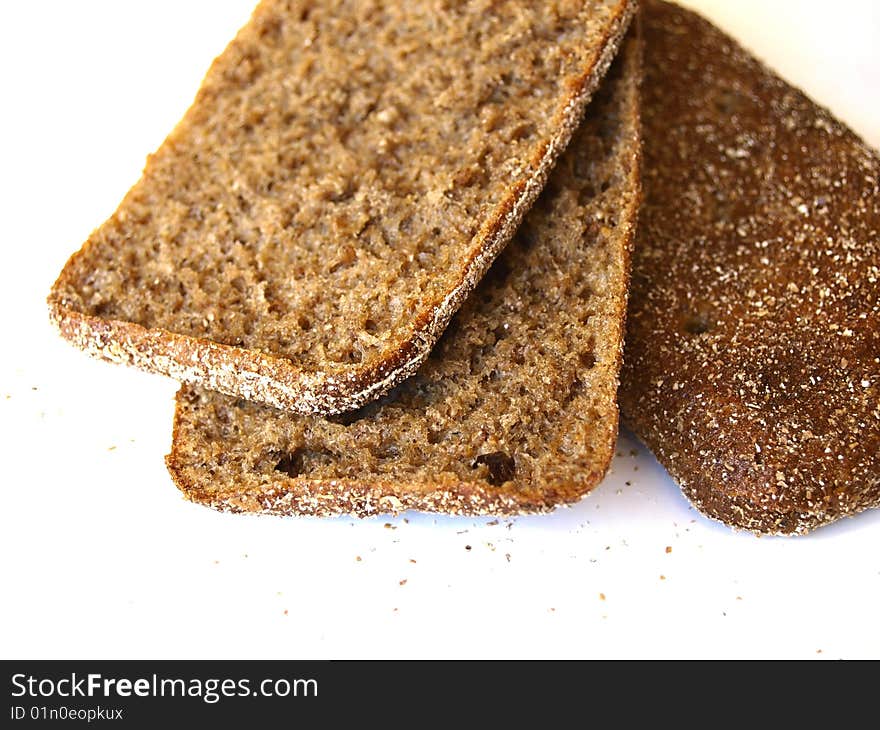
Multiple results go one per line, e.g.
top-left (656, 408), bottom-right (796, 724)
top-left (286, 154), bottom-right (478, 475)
top-left (167, 31), bottom-right (642, 517)
top-left (49, 1), bottom-right (879, 534)
top-left (49, 0), bottom-right (637, 415)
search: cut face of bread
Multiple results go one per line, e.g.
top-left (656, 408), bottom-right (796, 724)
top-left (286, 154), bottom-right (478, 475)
top-left (165, 31), bottom-right (642, 517)
top-left (49, 0), bottom-right (636, 415)
top-left (620, 0), bottom-right (880, 535)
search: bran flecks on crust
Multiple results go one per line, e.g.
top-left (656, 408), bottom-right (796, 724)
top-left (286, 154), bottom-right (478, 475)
top-left (621, 1), bottom-right (879, 535)
top-left (166, 31), bottom-right (642, 517)
top-left (49, 0), bottom-right (636, 415)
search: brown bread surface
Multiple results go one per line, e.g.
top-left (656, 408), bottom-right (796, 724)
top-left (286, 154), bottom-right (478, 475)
top-left (621, 1), bottom-right (880, 534)
top-left (166, 32), bottom-right (642, 517)
top-left (49, 0), bottom-right (635, 415)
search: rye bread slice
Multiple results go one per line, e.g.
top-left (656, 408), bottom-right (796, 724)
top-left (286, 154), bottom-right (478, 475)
top-left (48, 0), bottom-right (636, 416)
top-left (165, 30), bottom-right (642, 517)
top-left (620, 0), bottom-right (880, 535)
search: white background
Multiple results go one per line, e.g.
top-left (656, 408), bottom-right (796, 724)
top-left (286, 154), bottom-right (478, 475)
top-left (1, 1), bottom-right (878, 659)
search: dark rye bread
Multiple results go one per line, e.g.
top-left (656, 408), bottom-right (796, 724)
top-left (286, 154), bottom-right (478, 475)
top-left (165, 31), bottom-right (642, 517)
top-left (621, 1), bottom-right (879, 535)
top-left (48, 0), bottom-right (636, 415)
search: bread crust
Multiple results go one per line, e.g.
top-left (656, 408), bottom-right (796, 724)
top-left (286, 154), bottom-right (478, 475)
top-left (49, 0), bottom-right (636, 416)
top-left (621, 1), bottom-right (880, 535)
top-left (165, 31), bottom-right (643, 518)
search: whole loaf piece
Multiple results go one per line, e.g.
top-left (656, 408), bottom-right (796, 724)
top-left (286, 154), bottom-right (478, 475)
top-left (49, 0), bottom-right (636, 415)
top-left (166, 30), bottom-right (642, 517)
top-left (621, 0), bottom-right (879, 534)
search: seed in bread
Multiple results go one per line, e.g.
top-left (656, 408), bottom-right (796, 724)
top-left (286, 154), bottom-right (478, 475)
top-left (165, 30), bottom-right (642, 517)
top-left (48, 0), bottom-right (636, 415)
top-left (620, 0), bottom-right (880, 535)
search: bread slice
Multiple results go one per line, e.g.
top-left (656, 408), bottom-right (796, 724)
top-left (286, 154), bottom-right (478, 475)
top-left (165, 30), bottom-right (642, 517)
top-left (48, 0), bottom-right (636, 416)
top-left (620, 0), bottom-right (880, 535)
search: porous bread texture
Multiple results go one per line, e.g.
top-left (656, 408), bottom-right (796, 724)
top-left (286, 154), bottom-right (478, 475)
top-left (166, 32), bottom-right (642, 517)
top-left (621, 1), bottom-right (880, 535)
top-left (49, 0), bottom-right (636, 415)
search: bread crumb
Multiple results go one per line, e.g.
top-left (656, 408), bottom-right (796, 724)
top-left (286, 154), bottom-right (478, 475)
top-left (599, 592), bottom-right (606, 601)
top-left (355, 555), bottom-right (362, 562)
top-left (399, 579), bottom-right (407, 586)
top-left (665, 546), bottom-right (672, 554)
